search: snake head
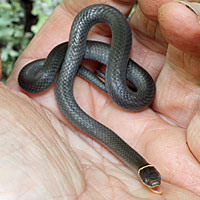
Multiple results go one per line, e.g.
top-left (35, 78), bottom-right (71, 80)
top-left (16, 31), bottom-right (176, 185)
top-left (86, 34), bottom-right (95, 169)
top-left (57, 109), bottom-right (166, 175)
top-left (138, 165), bottom-right (162, 194)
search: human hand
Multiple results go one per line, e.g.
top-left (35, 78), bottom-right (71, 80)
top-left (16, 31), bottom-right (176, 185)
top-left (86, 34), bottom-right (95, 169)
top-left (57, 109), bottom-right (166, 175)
top-left (2, 0), bottom-right (200, 199)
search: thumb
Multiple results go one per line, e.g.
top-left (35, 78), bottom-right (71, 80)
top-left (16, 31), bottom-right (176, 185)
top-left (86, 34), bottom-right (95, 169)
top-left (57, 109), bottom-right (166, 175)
top-left (153, 1), bottom-right (200, 127)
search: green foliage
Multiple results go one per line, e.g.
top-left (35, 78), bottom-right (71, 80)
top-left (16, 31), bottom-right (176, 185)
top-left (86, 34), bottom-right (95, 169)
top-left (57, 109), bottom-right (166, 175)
top-left (31, 0), bottom-right (62, 33)
top-left (0, 0), bottom-right (62, 81)
top-left (0, 0), bottom-right (32, 81)
top-left (128, 2), bottom-right (137, 19)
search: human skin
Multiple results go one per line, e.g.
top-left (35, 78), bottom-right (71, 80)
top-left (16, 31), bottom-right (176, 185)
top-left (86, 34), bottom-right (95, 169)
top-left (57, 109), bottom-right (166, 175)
top-left (0, 0), bottom-right (200, 199)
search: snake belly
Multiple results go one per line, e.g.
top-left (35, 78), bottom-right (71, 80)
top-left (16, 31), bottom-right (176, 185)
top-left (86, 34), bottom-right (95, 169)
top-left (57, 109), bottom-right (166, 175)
top-left (18, 4), bottom-right (161, 193)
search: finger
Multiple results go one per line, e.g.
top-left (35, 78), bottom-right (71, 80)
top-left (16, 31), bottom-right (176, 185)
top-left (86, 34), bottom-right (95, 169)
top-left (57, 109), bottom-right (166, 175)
top-left (129, 0), bottom-right (167, 81)
top-left (153, 1), bottom-right (200, 127)
top-left (159, 1), bottom-right (200, 54)
top-left (187, 109), bottom-right (200, 162)
top-left (138, 0), bottom-right (172, 21)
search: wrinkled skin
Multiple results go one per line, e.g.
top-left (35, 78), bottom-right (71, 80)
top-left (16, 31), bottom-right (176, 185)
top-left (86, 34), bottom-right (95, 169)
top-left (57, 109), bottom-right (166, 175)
top-left (1, 0), bottom-right (200, 199)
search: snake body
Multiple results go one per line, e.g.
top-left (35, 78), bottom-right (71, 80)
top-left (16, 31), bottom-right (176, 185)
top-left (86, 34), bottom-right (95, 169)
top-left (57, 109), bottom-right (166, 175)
top-left (18, 4), bottom-right (161, 193)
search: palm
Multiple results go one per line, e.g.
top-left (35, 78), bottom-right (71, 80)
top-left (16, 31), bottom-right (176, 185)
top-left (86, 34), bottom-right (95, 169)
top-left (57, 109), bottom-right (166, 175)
top-left (3, 0), bottom-right (200, 199)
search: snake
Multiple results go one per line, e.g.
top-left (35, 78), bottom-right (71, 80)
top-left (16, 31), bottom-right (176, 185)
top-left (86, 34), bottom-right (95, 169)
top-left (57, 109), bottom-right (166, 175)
top-left (18, 4), bottom-right (161, 193)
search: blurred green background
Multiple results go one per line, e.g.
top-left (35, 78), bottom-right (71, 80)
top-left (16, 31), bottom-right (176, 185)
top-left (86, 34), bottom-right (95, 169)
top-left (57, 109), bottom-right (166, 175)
top-left (0, 0), bottom-right (62, 81)
top-left (0, 0), bottom-right (137, 81)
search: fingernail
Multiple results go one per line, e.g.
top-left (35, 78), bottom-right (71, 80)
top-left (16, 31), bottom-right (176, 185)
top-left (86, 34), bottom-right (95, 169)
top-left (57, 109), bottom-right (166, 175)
top-left (175, 0), bottom-right (200, 23)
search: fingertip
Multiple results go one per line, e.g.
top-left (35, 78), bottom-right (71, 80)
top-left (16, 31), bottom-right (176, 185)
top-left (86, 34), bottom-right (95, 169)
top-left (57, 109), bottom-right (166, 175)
top-left (158, 1), bottom-right (200, 54)
top-left (139, 0), bottom-right (171, 21)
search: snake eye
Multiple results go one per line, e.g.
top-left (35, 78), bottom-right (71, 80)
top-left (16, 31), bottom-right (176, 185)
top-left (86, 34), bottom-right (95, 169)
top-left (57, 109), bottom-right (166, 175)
top-left (138, 165), bottom-right (162, 193)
